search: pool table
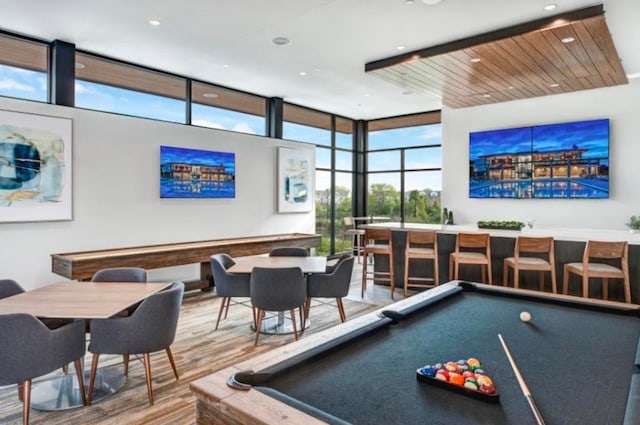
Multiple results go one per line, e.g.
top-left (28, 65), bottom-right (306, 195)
top-left (191, 281), bottom-right (640, 425)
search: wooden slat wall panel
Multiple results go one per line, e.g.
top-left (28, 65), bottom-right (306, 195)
top-left (192, 82), bottom-right (266, 117)
top-left (368, 13), bottom-right (628, 109)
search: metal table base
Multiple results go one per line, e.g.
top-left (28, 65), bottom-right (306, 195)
top-left (253, 312), bottom-right (310, 334)
top-left (31, 365), bottom-right (126, 411)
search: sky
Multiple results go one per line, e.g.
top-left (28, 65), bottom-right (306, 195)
top-left (0, 63), bottom-right (443, 194)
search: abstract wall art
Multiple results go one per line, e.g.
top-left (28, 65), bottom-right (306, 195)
top-left (0, 110), bottom-right (72, 222)
top-left (277, 146), bottom-right (314, 213)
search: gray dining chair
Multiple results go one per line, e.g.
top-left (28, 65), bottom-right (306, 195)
top-left (0, 278), bottom-right (24, 299)
top-left (87, 281), bottom-right (184, 406)
top-left (306, 255), bottom-right (355, 323)
top-left (250, 267), bottom-right (307, 346)
top-left (210, 254), bottom-right (252, 330)
top-left (268, 247), bottom-right (309, 257)
top-left (0, 315), bottom-right (87, 425)
top-left (324, 253), bottom-right (352, 274)
top-left (91, 267), bottom-right (148, 316)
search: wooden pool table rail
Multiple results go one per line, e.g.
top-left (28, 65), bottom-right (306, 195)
top-left (51, 233), bottom-right (320, 291)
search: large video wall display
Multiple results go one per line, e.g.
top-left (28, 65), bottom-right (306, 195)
top-left (469, 118), bottom-right (609, 199)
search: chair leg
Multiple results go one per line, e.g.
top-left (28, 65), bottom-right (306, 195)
top-left (514, 268), bottom-right (519, 290)
top-left (337, 298), bottom-right (346, 322)
top-left (389, 252), bottom-right (395, 300)
top-left (223, 297), bottom-right (231, 319)
top-left (123, 354), bottom-right (130, 376)
top-left (624, 274), bottom-right (632, 304)
top-left (62, 363), bottom-right (69, 375)
top-left (88, 353), bottom-right (100, 405)
top-left (299, 306), bottom-right (305, 332)
top-left (361, 254), bottom-right (368, 298)
top-left (582, 274), bottom-right (589, 298)
top-left (254, 309), bottom-right (263, 346)
top-left (166, 347), bottom-right (179, 380)
top-left (404, 256), bottom-right (410, 298)
top-left (563, 266), bottom-right (570, 295)
top-left (252, 307), bottom-right (257, 330)
top-left (290, 309), bottom-right (299, 341)
top-left (20, 380), bottom-right (31, 425)
top-left (304, 298), bottom-right (311, 321)
top-left (551, 268), bottom-right (558, 294)
top-left (74, 358), bottom-right (88, 406)
top-left (143, 353), bottom-right (154, 406)
top-left (602, 278), bottom-right (609, 300)
top-left (215, 297), bottom-right (227, 330)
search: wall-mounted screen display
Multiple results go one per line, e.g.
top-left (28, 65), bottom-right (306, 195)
top-left (160, 145), bottom-right (235, 198)
top-left (469, 118), bottom-right (609, 199)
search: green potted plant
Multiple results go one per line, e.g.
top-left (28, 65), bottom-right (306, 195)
top-left (626, 215), bottom-right (640, 233)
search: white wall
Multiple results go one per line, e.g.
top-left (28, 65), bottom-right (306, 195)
top-left (441, 78), bottom-right (640, 230)
top-left (0, 97), bottom-right (314, 289)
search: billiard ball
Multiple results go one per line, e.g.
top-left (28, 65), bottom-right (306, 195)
top-left (520, 311), bottom-right (532, 322)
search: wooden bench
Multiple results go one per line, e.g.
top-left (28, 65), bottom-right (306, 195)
top-left (51, 233), bottom-right (321, 291)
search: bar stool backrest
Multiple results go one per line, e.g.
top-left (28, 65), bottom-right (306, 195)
top-left (516, 236), bottom-right (554, 257)
top-left (457, 232), bottom-right (490, 250)
top-left (407, 230), bottom-right (436, 246)
top-left (584, 241), bottom-right (628, 262)
top-left (365, 228), bottom-right (391, 245)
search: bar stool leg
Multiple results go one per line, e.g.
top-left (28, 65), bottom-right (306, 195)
top-left (602, 278), bottom-right (609, 300)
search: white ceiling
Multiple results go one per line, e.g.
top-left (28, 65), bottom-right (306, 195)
top-left (0, 0), bottom-right (638, 120)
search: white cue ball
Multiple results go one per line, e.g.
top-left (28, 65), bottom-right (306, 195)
top-left (520, 311), bottom-right (531, 322)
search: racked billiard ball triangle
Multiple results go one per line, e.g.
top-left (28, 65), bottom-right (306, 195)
top-left (416, 357), bottom-right (499, 403)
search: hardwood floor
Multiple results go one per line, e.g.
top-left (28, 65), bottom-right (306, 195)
top-left (0, 262), bottom-right (405, 425)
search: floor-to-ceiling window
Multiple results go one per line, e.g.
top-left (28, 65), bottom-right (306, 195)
top-left (367, 112), bottom-right (442, 223)
top-left (283, 104), bottom-right (354, 255)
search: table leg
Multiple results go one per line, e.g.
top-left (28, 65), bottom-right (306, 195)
top-left (252, 311), bottom-right (310, 335)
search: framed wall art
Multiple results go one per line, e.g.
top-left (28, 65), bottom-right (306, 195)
top-left (277, 146), bottom-right (314, 213)
top-left (0, 109), bottom-right (72, 222)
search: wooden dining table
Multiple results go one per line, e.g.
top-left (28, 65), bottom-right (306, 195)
top-left (0, 281), bottom-right (171, 411)
top-left (227, 256), bottom-right (327, 334)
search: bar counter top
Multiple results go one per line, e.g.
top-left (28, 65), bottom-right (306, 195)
top-left (362, 222), bottom-right (640, 245)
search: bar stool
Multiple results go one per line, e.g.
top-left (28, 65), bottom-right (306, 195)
top-left (361, 228), bottom-right (395, 299)
top-left (341, 217), bottom-right (365, 263)
top-left (503, 236), bottom-right (557, 293)
top-left (449, 232), bottom-right (492, 284)
top-left (404, 230), bottom-right (439, 297)
top-left (563, 240), bottom-right (631, 303)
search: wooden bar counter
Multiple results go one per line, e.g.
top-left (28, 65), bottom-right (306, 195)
top-left (51, 233), bottom-right (320, 291)
top-left (362, 222), bottom-right (640, 303)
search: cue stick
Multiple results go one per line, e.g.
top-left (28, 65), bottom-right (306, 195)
top-left (498, 333), bottom-right (546, 425)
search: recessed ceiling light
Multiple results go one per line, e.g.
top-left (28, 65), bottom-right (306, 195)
top-left (483, 94), bottom-right (492, 98)
top-left (543, 3), bottom-right (557, 11)
top-left (203, 93), bottom-right (218, 99)
top-left (299, 71), bottom-right (307, 76)
top-left (470, 58), bottom-right (481, 63)
top-left (75, 62), bottom-right (85, 70)
top-left (508, 86), bottom-right (515, 90)
top-left (396, 45), bottom-right (406, 50)
top-left (364, 93), bottom-right (370, 97)
top-left (272, 37), bottom-right (291, 46)
top-left (223, 64), bottom-right (230, 68)
top-left (405, 0), bottom-right (415, 4)
top-left (422, 0), bottom-right (442, 5)
top-left (411, 54), bottom-right (421, 60)
top-left (149, 20), bottom-right (161, 26)
top-left (561, 36), bottom-right (575, 44)
top-left (550, 83), bottom-right (560, 87)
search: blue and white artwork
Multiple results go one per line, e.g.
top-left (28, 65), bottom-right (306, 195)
top-left (0, 110), bottom-right (72, 222)
top-left (160, 145), bottom-right (235, 198)
top-left (278, 146), bottom-right (314, 213)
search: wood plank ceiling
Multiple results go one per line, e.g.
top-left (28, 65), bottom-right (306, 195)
top-left (365, 5), bottom-right (627, 109)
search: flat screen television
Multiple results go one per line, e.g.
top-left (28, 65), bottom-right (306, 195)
top-left (160, 145), bottom-right (235, 198)
top-left (469, 118), bottom-right (609, 199)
